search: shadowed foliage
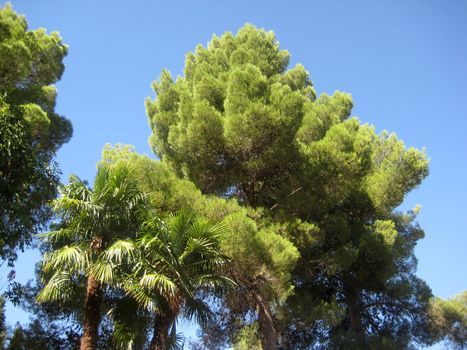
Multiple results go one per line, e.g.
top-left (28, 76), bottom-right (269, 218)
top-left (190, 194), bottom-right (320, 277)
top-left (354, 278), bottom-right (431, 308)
top-left (0, 4), bottom-right (71, 263)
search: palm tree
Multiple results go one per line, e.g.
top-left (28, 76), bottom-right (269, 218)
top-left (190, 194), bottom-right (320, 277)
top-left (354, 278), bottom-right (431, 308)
top-left (140, 212), bottom-right (234, 350)
top-left (95, 211), bottom-right (234, 350)
top-left (37, 162), bottom-right (147, 350)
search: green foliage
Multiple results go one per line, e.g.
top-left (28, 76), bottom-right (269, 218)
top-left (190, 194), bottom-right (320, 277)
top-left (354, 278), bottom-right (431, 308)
top-left (0, 2), bottom-right (71, 158)
top-left (232, 323), bottom-right (262, 350)
top-left (146, 24), bottom-right (432, 349)
top-left (4, 19), bottom-right (436, 349)
top-left (100, 145), bottom-right (299, 347)
top-left (0, 98), bottom-right (54, 263)
top-left (36, 160), bottom-right (148, 350)
top-left (103, 146), bottom-right (300, 306)
top-left (222, 210), bottom-right (299, 302)
top-left (75, 206), bottom-right (232, 348)
top-left (132, 212), bottom-right (233, 313)
top-left (37, 146), bottom-right (235, 347)
top-left (146, 24), bottom-right (314, 203)
top-left (0, 4), bottom-right (67, 112)
top-left (6, 320), bottom-right (76, 350)
top-left (428, 291), bottom-right (467, 349)
top-left (0, 4), bottom-right (71, 263)
top-left (38, 162), bottom-right (147, 300)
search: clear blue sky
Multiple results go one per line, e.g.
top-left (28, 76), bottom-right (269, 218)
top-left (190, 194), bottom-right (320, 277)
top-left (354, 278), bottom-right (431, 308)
top-left (3, 0), bottom-right (466, 347)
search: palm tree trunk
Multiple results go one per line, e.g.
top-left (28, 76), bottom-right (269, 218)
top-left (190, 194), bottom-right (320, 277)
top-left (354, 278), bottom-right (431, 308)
top-left (253, 291), bottom-right (279, 350)
top-left (80, 275), bottom-right (103, 350)
top-left (345, 285), bottom-right (365, 346)
top-left (149, 310), bottom-right (177, 350)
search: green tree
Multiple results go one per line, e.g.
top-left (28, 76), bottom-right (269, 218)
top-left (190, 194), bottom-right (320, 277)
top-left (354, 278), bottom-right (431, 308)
top-left (428, 291), bottom-right (467, 349)
top-left (0, 4), bottom-right (71, 263)
top-left (146, 24), bottom-right (312, 206)
top-left (131, 212), bottom-right (233, 350)
top-left (6, 324), bottom-right (25, 350)
top-left (37, 162), bottom-right (147, 350)
top-left (7, 271), bottom-right (120, 350)
top-left (100, 145), bottom-right (299, 350)
top-left (6, 320), bottom-right (72, 350)
top-left (232, 324), bottom-right (262, 350)
top-left (278, 128), bottom-right (431, 349)
top-left (146, 24), bottom-right (432, 349)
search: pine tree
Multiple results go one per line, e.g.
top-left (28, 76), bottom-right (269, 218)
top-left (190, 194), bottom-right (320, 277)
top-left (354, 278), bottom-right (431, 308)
top-left (146, 24), bottom-right (432, 349)
top-left (0, 4), bottom-right (71, 263)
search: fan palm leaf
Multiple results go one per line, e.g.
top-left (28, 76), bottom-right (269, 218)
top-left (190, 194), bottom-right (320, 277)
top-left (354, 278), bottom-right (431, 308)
top-left (37, 162), bottom-right (148, 350)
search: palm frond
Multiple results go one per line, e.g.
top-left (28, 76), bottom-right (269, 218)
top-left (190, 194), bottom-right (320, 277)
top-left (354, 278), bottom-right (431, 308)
top-left (42, 245), bottom-right (88, 273)
top-left (89, 259), bottom-right (115, 284)
top-left (60, 174), bottom-right (91, 200)
top-left (179, 237), bottom-right (217, 264)
top-left (140, 273), bottom-right (178, 298)
top-left (53, 196), bottom-right (88, 212)
top-left (183, 297), bottom-right (212, 329)
top-left (38, 227), bottom-right (74, 243)
top-left (195, 274), bottom-right (236, 291)
top-left (109, 296), bottom-right (149, 350)
top-left (92, 165), bottom-right (110, 197)
top-left (124, 282), bottom-right (162, 313)
top-left (184, 256), bottom-right (230, 275)
top-left (104, 240), bottom-right (139, 265)
top-left (36, 271), bottom-right (76, 303)
top-left (186, 219), bottom-right (228, 242)
top-left (139, 234), bottom-right (169, 256)
top-left (111, 322), bottom-right (139, 350)
top-left (168, 211), bottom-right (197, 246)
top-left (167, 321), bottom-right (184, 350)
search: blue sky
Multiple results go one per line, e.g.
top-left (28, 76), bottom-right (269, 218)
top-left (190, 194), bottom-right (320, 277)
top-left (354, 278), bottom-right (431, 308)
top-left (3, 0), bottom-right (466, 347)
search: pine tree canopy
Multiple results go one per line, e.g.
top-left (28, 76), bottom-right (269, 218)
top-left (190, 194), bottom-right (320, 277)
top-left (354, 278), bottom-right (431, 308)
top-left (146, 24), bottom-right (434, 349)
top-left (0, 4), bottom-right (71, 263)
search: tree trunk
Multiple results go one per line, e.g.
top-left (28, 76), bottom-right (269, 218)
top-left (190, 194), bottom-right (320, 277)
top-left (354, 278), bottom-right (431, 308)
top-left (345, 285), bottom-right (366, 346)
top-left (253, 291), bottom-right (279, 350)
top-left (80, 275), bottom-right (103, 350)
top-left (149, 311), bottom-right (176, 350)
